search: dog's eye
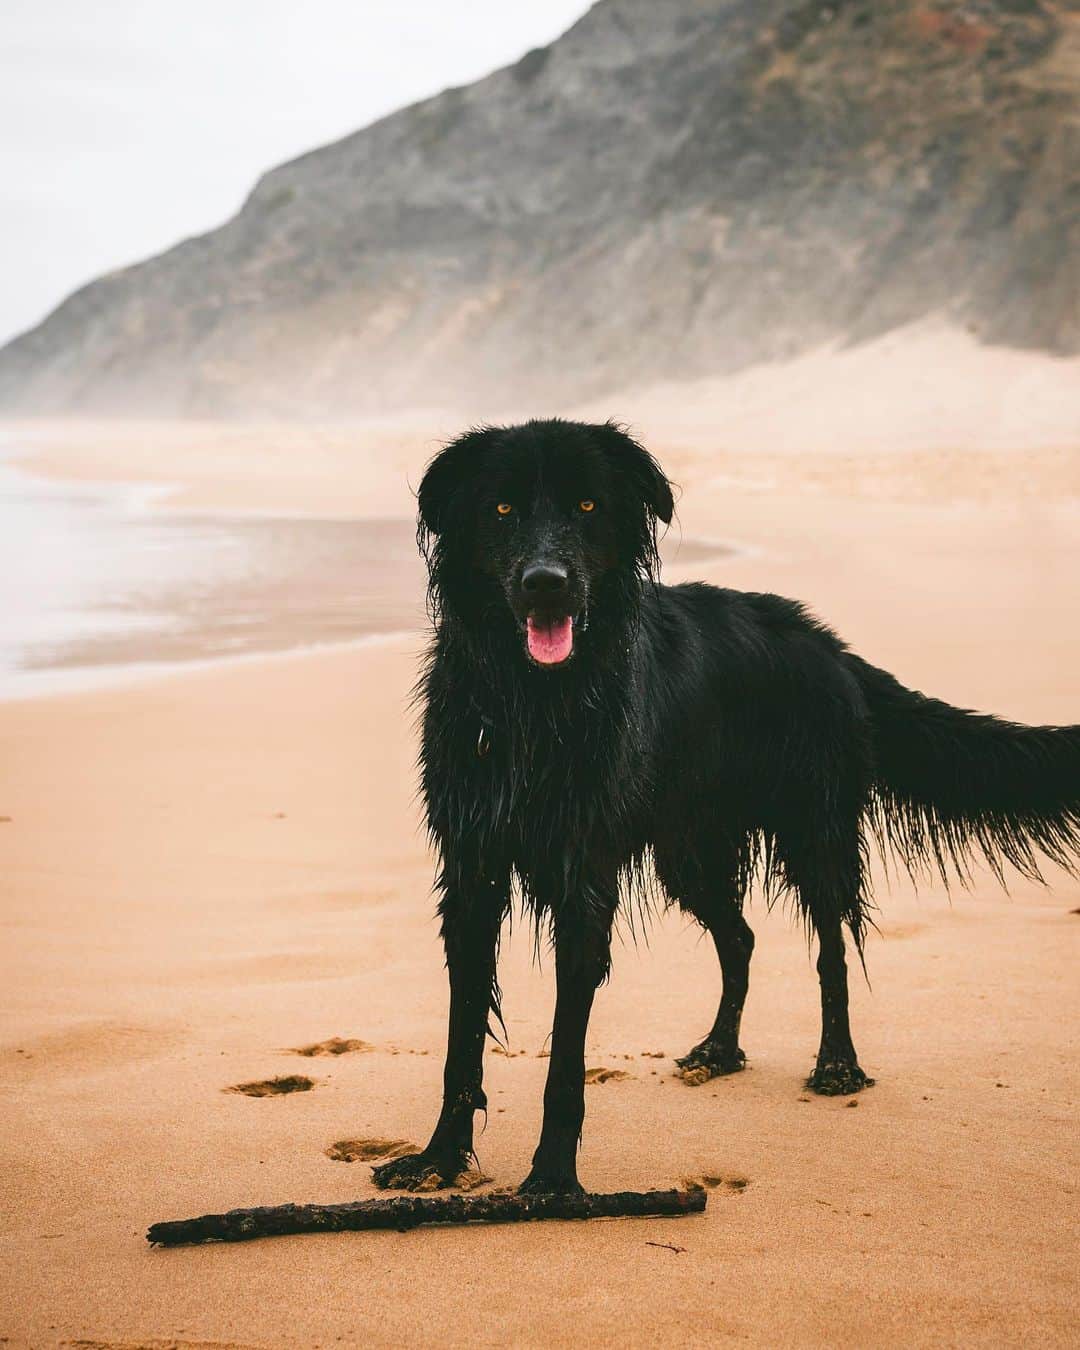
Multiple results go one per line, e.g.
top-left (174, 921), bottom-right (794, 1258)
top-left (496, 502), bottom-right (513, 516)
top-left (579, 499), bottom-right (596, 513)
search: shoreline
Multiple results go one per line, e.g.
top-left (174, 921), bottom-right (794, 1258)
top-left (0, 450), bottom-right (428, 702)
top-left (0, 625), bottom-right (421, 706)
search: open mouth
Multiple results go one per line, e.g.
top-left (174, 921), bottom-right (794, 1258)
top-left (525, 613), bottom-right (575, 665)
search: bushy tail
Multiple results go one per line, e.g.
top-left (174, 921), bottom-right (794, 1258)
top-left (850, 656), bottom-right (1080, 888)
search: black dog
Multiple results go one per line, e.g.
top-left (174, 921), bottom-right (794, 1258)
top-left (373, 419), bottom-right (1080, 1196)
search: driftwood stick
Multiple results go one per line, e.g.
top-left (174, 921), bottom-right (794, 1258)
top-left (147, 1187), bottom-right (705, 1247)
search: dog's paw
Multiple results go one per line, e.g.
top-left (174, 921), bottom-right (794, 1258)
top-left (675, 1041), bottom-right (746, 1085)
top-left (806, 1059), bottom-right (875, 1096)
top-left (370, 1148), bottom-right (472, 1192)
top-left (517, 1169), bottom-right (585, 1197)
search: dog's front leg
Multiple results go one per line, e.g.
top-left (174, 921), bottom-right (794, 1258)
top-left (519, 895), bottom-right (616, 1196)
top-left (372, 884), bottom-right (505, 1190)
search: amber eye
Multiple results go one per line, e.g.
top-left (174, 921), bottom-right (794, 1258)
top-left (579, 499), bottom-right (596, 513)
top-left (496, 502), bottom-right (513, 516)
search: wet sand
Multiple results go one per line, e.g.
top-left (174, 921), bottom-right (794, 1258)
top-left (2, 363), bottom-right (1080, 1346)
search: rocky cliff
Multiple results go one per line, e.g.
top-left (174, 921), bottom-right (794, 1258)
top-left (1, 0), bottom-right (1076, 417)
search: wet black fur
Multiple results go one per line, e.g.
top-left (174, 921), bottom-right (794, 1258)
top-left (372, 418), bottom-right (1080, 1196)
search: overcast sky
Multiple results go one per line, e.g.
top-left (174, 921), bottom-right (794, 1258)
top-left (0, 1), bottom-right (590, 346)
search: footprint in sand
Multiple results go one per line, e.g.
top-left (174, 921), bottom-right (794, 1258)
top-left (287, 1037), bottom-right (371, 1057)
top-left (877, 922), bottom-right (928, 940)
top-left (325, 1138), bottom-right (419, 1162)
top-left (585, 1067), bottom-right (633, 1084)
top-left (224, 1075), bottom-right (315, 1097)
top-left (681, 1173), bottom-right (750, 1193)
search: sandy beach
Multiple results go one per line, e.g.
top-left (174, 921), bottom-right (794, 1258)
top-left (2, 358), bottom-right (1079, 1346)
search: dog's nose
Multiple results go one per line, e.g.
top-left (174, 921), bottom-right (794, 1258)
top-left (521, 562), bottom-right (569, 596)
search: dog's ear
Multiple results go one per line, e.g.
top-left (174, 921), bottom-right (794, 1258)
top-left (417, 426), bottom-right (501, 536)
top-left (591, 422), bottom-right (674, 524)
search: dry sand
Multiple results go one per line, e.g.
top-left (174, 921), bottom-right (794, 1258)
top-left (2, 337), bottom-right (1080, 1347)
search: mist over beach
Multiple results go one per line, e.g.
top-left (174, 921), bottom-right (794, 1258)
top-left (1, 3), bottom-right (1078, 1347)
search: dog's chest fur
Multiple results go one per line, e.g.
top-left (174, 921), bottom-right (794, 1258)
top-left (421, 642), bottom-right (651, 906)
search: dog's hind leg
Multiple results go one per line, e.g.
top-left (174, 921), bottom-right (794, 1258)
top-left (660, 841), bottom-right (754, 1084)
top-left (783, 828), bottom-right (875, 1096)
top-left (675, 899), bottom-right (754, 1083)
top-left (807, 911), bottom-right (874, 1095)
top-left (655, 837), bottom-right (752, 1081)
top-left (372, 882), bottom-right (506, 1190)
top-left (519, 890), bottom-right (616, 1196)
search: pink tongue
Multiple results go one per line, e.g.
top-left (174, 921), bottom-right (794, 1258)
top-left (526, 615), bottom-right (574, 665)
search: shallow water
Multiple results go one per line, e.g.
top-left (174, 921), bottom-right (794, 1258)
top-left (0, 461), bottom-right (424, 698)
top-left (0, 456), bottom-right (733, 699)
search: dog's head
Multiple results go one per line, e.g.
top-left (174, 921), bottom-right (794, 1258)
top-left (417, 419), bottom-right (674, 667)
